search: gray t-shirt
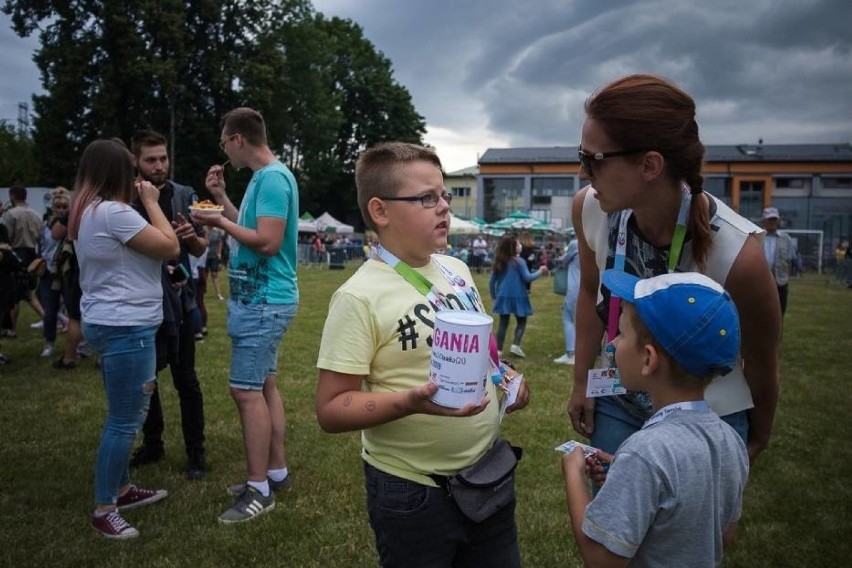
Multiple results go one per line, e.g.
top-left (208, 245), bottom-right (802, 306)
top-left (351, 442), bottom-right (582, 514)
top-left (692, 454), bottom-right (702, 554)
top-left (583, 409), bottom-right (748, 567)
top-left (76, 200), bottom-right (163, 326)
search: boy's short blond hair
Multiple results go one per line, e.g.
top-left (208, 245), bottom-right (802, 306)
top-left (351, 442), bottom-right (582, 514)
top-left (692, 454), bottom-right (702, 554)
top-left (355, 142), bottom-right (442, 232)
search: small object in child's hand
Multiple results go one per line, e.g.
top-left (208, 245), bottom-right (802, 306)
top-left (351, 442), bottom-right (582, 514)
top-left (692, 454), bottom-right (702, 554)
top-left (555, 440), bottom-right (598, 458)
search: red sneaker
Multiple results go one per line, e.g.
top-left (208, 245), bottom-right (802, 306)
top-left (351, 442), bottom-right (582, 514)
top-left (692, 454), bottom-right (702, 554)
top-left (116, 485), bottom-right (168, 512)
top-left (91, 510), bottom-right (139, 540)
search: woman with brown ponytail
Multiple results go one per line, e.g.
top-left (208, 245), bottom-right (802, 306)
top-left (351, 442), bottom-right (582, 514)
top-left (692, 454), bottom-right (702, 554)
top-left (567, 74), bottom-right (780, 466)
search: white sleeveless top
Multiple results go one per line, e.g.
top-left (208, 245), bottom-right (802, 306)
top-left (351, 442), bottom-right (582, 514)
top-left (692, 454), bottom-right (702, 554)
top-left (581, 187), bottom-right (763, 417)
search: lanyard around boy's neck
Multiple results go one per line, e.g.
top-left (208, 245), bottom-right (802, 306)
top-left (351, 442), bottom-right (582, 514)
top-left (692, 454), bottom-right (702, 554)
top-left (606, 186), bottom-right (693, 343)
top-left (644, 400), bottom-right (710, 428)
top-left (375, 245), bottom-right (476, 312)
top-left (375, 244), bottom-right (504, 380)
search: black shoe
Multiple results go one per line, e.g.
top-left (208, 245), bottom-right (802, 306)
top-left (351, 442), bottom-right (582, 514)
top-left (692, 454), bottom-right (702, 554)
top-left (186, 450), bottom-right (208, 480)
top-left (129, 445), bottom-right (164, 468)
top-left (52, 357), bottom-right (76, 370)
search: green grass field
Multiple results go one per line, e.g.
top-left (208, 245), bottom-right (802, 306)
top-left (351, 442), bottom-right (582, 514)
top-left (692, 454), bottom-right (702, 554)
top-left (0, 266), bottom-right (849, 567)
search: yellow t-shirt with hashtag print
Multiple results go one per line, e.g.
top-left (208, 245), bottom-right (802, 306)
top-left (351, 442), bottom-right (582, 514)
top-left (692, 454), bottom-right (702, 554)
top-left (316, 256), bottom-right (500, 487)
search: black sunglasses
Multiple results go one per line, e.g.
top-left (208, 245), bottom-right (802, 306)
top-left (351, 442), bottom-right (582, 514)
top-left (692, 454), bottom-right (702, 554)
top-left (379, 191), bottom-right (453, 209)
top-left (577, 148), bottom-right (650, 175)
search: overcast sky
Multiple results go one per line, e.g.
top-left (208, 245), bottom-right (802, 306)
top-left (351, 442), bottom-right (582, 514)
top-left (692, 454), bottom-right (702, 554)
top-left (2, 0), bottom-right (851, 172)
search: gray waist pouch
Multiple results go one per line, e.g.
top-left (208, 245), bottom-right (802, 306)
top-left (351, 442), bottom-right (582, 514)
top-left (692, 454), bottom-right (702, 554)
top-left (448, 439), bottom-right (522, 523)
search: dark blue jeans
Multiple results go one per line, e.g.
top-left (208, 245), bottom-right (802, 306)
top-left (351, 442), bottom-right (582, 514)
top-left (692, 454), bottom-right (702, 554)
top-left (364, 462), bottom-right (521, 568)
top-left (37, 272), bottom-right (61, 343)
top-left (141, 313), bottom-right (205, 454)
top-left (591, 396), bottom-right (750, 455)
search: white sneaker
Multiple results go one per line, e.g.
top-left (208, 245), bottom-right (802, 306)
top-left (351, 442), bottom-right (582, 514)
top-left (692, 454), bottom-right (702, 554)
top-left (553, 353), bottom-right (575, 365)
top-left (509, 344), bottom-right (526, 358)
top-left (30, 321), bottom-right (44, 329)
top-left (40, 346), bottom-right (55, 358)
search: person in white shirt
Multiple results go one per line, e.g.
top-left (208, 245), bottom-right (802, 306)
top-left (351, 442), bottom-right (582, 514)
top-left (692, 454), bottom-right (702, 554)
top-left (69, 139), bottom-right (180, 540)
top-left (761, 207), bottom-right (797, 316)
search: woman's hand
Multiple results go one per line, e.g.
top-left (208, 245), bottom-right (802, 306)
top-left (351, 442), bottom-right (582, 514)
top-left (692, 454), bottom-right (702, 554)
top-left (136, 180), bottom-right (160, 205)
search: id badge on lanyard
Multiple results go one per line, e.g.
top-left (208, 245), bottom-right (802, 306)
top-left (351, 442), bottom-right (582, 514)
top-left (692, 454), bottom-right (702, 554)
top-left (585, 209), bottom-right (630, 398)
top-left (586, 187), bottom-right (692, 399)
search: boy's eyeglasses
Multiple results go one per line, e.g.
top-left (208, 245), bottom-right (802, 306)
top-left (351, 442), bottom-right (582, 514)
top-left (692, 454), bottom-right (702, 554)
top-left (577, 148), bottom-right (650, 175)
top-left (219, 134), bottom-right (239, 150)
top-left (379, 191), bottom-right (453, 208)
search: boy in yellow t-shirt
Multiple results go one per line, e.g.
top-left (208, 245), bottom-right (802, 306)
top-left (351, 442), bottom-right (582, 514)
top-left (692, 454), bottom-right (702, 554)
top-left (316, 142), bottom-right (530, 567)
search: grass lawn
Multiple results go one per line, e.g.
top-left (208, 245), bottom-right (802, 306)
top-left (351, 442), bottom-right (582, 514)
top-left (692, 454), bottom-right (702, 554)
top-left (0, 265), bottom-right (849, 567)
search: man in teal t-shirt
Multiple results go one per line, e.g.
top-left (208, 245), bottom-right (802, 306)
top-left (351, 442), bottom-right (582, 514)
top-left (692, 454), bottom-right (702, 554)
top-left (196, 107), bottom-right (299, 524)
top-left (229, 160), bottom-right (299, 305)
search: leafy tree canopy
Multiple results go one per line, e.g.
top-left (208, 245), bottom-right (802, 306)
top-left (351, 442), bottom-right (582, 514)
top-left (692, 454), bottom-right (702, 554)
top-left (2, 0), bottom-right (426, 226)
top-left (0, 122), bottom-right (37, 186)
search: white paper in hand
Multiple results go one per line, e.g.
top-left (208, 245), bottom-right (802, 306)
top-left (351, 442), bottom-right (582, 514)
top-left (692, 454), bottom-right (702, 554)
top-left (498, 373), bottom-right (524, 423)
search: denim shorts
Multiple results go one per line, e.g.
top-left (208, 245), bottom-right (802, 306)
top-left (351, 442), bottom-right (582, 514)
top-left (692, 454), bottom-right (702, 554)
top-left (227, 300), bottom-right (297, 390)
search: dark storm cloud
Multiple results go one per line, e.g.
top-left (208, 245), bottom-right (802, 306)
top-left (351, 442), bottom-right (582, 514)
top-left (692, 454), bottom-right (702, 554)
top-left (315, 0), bottom-right (852, 155)
top-left (2, 1), bottom-right (849, 168)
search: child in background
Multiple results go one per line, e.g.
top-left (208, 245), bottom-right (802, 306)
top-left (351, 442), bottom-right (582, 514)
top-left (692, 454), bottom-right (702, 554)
top-left (554, 238), bottom-right (581, 365)
top-left (489, 234), bottom-right (548, 358)
top-left (316, 142), bottom-right (530, 567)
top-left (562, 270), bottom-right (748, 567)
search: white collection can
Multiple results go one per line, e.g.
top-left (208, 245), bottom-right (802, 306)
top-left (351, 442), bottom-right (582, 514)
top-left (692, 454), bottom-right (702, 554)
top-left (429, 311), bottom-right (493, 408)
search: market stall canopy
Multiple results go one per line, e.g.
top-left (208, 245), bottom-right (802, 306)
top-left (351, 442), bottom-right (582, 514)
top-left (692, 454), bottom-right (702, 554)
top-left (448, 213), bottom-right (483, 235)
top-left (297, 218), bottom-right (318, 232)
top-left (314, 212), bottom-right (354, 234)
top-left (487, 211), bottom-right (553, 233)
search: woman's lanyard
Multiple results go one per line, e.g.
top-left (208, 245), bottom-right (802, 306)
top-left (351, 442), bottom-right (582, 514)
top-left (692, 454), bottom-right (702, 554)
top-left (606, 187), bottom-right (693, 344)
top-left (374, 245), bottom-right (504, 382)
top-left (644, 400), bottom-right (710, 428)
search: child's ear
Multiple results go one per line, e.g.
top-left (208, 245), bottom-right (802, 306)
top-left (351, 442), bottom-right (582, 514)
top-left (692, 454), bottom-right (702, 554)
top-left (642, 343), bottom-right (660, 376)
top-left (367, 197), bottom-right (390, 229)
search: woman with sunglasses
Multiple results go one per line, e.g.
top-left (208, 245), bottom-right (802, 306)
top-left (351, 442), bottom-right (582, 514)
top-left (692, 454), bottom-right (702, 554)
top-left (567, 74), bottom-right (780, 467)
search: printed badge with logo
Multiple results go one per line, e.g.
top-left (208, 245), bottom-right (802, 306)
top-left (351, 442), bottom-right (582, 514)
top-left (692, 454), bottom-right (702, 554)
top-left (585, 367), bottom-right (627, 398)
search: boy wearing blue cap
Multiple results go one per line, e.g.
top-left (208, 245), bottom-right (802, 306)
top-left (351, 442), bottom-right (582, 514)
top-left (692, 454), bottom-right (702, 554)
top-left (561, 270), bottom-right (749, 567)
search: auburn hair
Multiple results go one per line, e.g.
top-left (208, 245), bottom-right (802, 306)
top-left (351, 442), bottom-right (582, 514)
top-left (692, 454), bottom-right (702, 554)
top-left (586, 74), bottom-right (712, 269)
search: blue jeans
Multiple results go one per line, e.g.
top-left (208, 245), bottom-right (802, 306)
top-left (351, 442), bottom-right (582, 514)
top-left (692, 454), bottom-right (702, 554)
top-left (364, 462), bottom-right (521, 568)
top-left (83, 323), bottom-right (158, 506)
top-left (562, 293), bottom-right (577, 355)
top-left (590, 396), bottom-right (750, 455)
top-left (37, 272), bottom-right (61, 343)
top-left (227, 300), bottom-right (297, 390)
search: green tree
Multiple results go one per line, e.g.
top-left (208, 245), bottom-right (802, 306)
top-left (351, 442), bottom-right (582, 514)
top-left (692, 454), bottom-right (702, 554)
top-left (242, 13), bottom-right (426, 222)
top-left (3, 0), bottom-right (426, 223)
top-left (0, 123), bottom-right (37, 186)
top-left (2, 0), bottom-right (268, 188)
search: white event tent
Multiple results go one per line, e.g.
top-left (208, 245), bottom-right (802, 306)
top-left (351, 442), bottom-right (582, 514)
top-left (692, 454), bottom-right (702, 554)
top-left (314, 212), bottom-right (354, 234)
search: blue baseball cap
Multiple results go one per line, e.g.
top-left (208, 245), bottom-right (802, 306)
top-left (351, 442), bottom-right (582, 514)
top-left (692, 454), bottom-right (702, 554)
top-left (602, 270), bottom-right (741, 378)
